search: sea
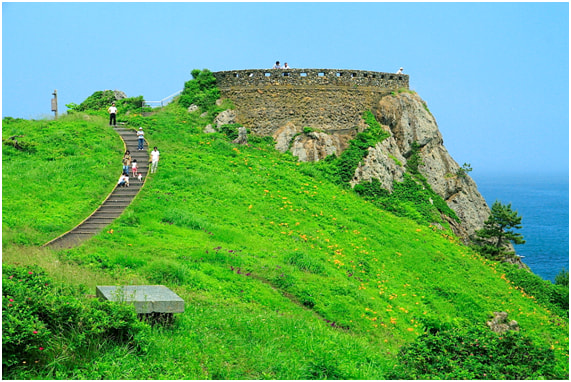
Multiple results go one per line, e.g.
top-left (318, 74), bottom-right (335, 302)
top-left (472, 172), bottom-right (569, 283)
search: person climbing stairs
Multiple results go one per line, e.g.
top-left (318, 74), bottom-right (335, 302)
top-left (44, 127), bottom-right (149, 249)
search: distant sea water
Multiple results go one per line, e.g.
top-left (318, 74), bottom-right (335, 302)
top-left (472, 172), bottom-right (569, 282)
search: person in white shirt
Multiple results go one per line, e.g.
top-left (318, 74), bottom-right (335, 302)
top-left (396, 67), bottom-right (404, 75)
top-left (137, 127), bottom-right (145, 150)
top-left (117, 172), bottom-right (129, 187)
top-left (272, 61), bottom-right (281, 69)
top-left (108, 102), bottom-right (118, 126)
top-left (283, 62), bottom-right (290, 69)
top-left (151, 147), bottom-right (160, 173)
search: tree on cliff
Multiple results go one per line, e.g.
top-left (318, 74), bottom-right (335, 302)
top-left (473, 201), bottom-right (525, 261)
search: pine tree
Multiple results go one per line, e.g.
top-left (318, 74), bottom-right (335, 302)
top-left (474, 201), bottom-right (525, 260)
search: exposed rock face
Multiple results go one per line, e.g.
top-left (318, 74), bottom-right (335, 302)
top-left (232, 126), bottom-right (248, 145)
top-left (291, 131), bottom-right (349, 162)
top-left (350, 136), bottom-right (406, 192)
top-left (367, 92), bottom-right (492, 238)
top-left (214, 110), bottom-right (237, 127)
top-left (113, 90), bottom-right (127, 100)
top-left (267, 91), bottom-right (492, 239)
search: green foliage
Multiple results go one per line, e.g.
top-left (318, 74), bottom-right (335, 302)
top-left (287, 252), bottom-right (326, 274)
top-left (67, 90), bottom-right (144, 115)
top-left (331, 110), bottom-right (390, 183)
top-left (143, 259), bottom-right (189, 285)
top-left (499, 263), bottom-right (569, 318)
top-left (406, 141), bottom-right (423, 174)
top-left (302, 126), bottom-right (315, 134)
top-left (178, 69), bottom-right (221, 112)
top-left (2, 115), bottom-right (121, 246)
top-left (389, 325), bottom-right (561, 380)
top-left (2, 264), bottom-right (148, 375)
top-left (474, 201), bottom-right (525, 261)
top-left (456, 162), bottom-right (473, 178)
top-left (354, 174), bottom-right (459, 225)
top-left (219, 123), bottom-right (241, 141)
top-left (554, 269), bottom-right (569, 286)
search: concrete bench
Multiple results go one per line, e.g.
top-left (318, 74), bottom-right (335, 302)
top-left (96, 285), bottom-right (184, 315)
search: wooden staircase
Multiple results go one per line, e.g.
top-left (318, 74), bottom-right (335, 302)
top-left (44, 127), bottom-right (148, 249)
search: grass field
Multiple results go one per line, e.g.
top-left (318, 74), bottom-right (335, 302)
top-left (2, 101), bottom-right (568, 379)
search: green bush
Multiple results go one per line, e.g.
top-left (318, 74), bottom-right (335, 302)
top-left (219, 123), bottom-right (241, 141)
top-left (354, 175), bottom-right (457, 225)
top-left (405, 141), bottom-right (423, 174)
top-left (554, 269), bottom-right (569, 286)
top-left (500, 263), bottom-right (569, 317)
top-left (389, 325), bottom-right (560, 380)
top-left (2, 264), bottom-right (148, 373)
top-left (178, 69), bottom-right (220, 111)
top-left (67, 90), bottom-right (144, 115)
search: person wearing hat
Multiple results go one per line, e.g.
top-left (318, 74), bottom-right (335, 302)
top-left (108, 102), bottom-right (117, 126)
top-left (396, 67), bottom-right (404, 74)
top-left (136, 127), bottom-right (145, 150)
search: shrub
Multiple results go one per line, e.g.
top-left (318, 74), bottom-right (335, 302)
top-left (388, 325), bottom-right (560, 380)
top-left (354, 175), bottom-right (458, 225)
top-left (500, 263), bottom-right (568, 317)
top-left (554, 269), bottom-right (569, 286)
top-left (405, 141), bottom-right (423, 174)
top-left (178, 69), bottom-right (220, 111)
top-left (2, 264), bottom-right (148, 373)
top-left (219, 123), bottom-right (241, 141)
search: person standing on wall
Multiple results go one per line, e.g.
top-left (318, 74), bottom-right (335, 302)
top-left (108, 102), bottom-right (117, 126)
top-left (150, 147), bottom-right (160, 174)
top-left (137, 127), bottom-right (145, 150)
top-left (396, 67), bottom-right (404, 74)
top-left (273, 61), bottom-right (281, 69)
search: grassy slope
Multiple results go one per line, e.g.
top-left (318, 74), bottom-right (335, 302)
top-left (2, 105), bottom-right (568, 379)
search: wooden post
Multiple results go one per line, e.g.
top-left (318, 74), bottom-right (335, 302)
top-left (51, 90), bottom-right (58, 119)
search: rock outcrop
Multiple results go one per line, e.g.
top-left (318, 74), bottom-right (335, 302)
top-left (266, 91), bottom-right (491, 240)
top-left (487, 311), bottom-right (520, 334)
top-left (365, 92), bottom-right (492, 238)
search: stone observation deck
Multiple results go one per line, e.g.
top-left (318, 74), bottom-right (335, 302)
top-left (211, 69), bottom-right (409, 140)
top-left (213, 68), bottom-right (409, 90)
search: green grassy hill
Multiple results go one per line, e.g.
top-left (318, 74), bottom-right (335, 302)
top-left (2, 97), bottom-right (568, 379)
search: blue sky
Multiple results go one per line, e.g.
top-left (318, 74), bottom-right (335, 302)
top-left (2, 2), bottom-right (569, 176)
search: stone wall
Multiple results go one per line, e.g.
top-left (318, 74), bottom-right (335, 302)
top-left (213, 69), bottom-right (409, 136)
top-left (213, 69), bottom-right (409, 89)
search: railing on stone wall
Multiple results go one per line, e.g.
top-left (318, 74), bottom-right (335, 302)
top-left (213, 69), bottom-right (409, 90)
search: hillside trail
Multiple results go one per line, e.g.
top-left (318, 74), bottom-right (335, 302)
top-left (44, 127), bottom-right (149, 250)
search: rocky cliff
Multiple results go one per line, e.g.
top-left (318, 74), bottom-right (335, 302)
top-left (214, 88), bottom-right (491, 241)
top-left (357, 92), bottom-right (491, 239)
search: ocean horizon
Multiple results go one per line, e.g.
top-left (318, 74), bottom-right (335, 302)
top-left (472, 171), bottom-right (569, 283)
